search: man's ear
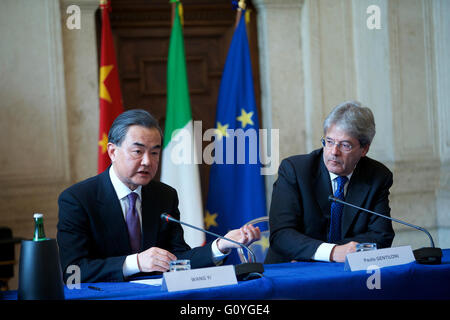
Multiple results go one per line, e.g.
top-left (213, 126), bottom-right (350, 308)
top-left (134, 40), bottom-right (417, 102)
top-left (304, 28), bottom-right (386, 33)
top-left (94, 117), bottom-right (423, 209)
top-left (107, 142), bottom-right (117, 162)
top-left (361, 144), bottom-right (370, 157)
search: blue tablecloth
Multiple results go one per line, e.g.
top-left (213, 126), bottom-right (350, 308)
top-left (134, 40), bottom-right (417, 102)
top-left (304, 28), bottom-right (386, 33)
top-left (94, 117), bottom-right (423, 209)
top-left (2, 249), bottom-right (450, 300)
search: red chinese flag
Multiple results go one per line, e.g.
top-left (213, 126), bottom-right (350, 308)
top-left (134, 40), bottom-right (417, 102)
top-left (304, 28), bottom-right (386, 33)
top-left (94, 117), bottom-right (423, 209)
top-left (98, 0), bottom-right (124, 173)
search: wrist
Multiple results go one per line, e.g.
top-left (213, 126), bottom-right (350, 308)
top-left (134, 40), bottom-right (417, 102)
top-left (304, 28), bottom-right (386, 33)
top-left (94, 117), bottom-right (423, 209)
top-left (216, 239), bottom-right (231, 254)
top-left (330, 245), bottom-right (337, 262)
top-left (137, 253), bottom-right (142, 272)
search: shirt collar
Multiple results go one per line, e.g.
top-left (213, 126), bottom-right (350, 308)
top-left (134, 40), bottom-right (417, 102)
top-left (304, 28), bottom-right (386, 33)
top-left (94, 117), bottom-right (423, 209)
top-left (109, 166), bottom-right (142, 201)
top-left (329, 171), bottom-right (353, 183)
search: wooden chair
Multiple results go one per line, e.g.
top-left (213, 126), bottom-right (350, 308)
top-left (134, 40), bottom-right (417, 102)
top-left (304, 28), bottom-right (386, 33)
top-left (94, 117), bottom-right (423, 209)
top-left (237, 216), bottom-right (270, 263)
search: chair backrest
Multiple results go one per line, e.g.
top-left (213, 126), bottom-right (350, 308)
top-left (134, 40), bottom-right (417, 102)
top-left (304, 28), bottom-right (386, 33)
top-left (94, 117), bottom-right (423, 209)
top-left (0, 227), bottom-right (15, 291)
top-left (237, 216), bottom-right (270, 263)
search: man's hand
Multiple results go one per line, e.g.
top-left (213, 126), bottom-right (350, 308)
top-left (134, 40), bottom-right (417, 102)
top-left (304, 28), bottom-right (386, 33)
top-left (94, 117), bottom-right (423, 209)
top-left (330, 241), bottom-right (359, 262)
top-left (137, 247), bottom-right (177, 273)
top-left (217, 224), bottom-right (261, 254)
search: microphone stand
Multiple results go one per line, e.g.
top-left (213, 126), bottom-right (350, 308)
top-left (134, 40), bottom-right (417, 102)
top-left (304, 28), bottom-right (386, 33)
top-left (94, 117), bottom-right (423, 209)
top-left (329, 196), bottom-right (442, 264)
top-left (161, 214), bottom-right (264, 280)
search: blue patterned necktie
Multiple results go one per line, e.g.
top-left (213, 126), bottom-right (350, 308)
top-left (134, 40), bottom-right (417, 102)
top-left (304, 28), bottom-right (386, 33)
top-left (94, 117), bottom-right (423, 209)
top-left (126, 192), bottom-right (141, 253)
top-left (328, 176), bottom-right (348, 243)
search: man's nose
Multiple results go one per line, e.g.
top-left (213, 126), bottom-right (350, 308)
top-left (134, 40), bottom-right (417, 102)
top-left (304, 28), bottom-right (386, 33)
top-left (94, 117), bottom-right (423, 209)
top-left (141, 152), bottom-right (150, 166)
top-left (331, 143), bottom-right (341, 155)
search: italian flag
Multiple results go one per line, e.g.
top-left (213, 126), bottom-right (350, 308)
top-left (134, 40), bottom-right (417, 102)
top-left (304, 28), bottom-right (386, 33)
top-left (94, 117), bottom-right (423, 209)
top-left (161, 1), bottom-right (205, 247)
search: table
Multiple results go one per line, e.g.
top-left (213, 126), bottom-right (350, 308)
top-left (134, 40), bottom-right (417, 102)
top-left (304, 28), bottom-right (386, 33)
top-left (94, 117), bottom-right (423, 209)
top-left (2, 249), bottom-right (449, 301)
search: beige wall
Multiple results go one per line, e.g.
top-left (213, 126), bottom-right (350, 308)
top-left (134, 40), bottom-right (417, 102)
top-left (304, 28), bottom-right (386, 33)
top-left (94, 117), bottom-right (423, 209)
top-left (255, 0), bottom-right (450, 249)
top-left (0, 0), bottom-right (99, 290)
top-left (0, 0), bottom-right (449, 290)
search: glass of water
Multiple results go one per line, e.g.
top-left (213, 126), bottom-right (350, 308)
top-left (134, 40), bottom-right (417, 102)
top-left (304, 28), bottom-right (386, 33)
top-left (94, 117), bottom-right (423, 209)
top-left (356, 243), bottom-right (377, 252)
top-left (169, 259), bottom-right (191, 272)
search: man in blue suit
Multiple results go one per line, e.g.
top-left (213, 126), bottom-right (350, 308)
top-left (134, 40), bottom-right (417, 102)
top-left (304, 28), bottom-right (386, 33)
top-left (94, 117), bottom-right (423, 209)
top-left (265, 101), bottom-right (395, 264)
top-left (57, 109), bottom-right (260, 283)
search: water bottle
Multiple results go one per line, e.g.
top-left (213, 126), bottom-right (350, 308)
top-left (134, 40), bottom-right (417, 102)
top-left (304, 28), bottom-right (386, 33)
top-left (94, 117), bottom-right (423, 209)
top-left (33, 213), bottom-right (47, 241)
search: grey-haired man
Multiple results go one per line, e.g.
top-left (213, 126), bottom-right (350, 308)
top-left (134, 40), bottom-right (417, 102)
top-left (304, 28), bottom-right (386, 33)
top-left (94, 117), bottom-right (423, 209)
top-left (265, 101), bottom-right (395, 264)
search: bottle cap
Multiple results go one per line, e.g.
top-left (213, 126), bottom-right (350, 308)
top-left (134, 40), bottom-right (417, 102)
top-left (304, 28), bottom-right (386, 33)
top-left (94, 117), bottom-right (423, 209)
top-left (33, 213), bottom-right (43, 219)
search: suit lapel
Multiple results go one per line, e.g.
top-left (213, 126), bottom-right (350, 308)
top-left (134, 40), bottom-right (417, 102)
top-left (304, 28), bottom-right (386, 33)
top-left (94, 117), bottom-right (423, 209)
top-left (141, 181), bottom-right (161, 249)
top-left (341, 162), bottom-right (371, 238)
top-left (313, 155), bottom-right (333, 219)
top-left (96, 170), bottom-right (131, 253)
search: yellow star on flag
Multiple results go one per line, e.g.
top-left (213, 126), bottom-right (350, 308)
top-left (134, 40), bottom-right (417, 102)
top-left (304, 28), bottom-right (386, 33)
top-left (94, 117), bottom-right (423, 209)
top-left (253, 234), bottom-right (270, 251)
top-left (236, 108), bottom-right (254, 128)
top-left (204, 210), bottom-right (218, 230)
top-left (98, 132), bottom-right (108, 154)
top-left (99, 65), bottom-right (114, 103)
top-left (214, 122), bottom-right (229, 141)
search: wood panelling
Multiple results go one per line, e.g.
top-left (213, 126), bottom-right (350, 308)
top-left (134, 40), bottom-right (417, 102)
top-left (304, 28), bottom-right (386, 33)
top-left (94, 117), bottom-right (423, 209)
top-left (97, 0), bottom-right (261, 205)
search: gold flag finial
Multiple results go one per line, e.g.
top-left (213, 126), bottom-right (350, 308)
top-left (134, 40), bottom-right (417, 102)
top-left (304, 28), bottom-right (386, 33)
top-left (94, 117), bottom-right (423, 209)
top-left (234, 0), bottom-right (247, 29)
top-left (170, 1), bottom-right (184, 27)
top-left (238, 0), bottom-right (246, 11)
top-left (178, 2), bottom-right (184, 26)
top-left (100, 0), bottom-right (110, 11)
top-left (245, 8), bottom-right (251, 24)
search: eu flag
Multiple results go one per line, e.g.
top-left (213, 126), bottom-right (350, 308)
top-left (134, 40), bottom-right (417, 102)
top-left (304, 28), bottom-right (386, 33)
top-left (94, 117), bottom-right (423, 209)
top-left (205, 13), bottom-right (267, 264)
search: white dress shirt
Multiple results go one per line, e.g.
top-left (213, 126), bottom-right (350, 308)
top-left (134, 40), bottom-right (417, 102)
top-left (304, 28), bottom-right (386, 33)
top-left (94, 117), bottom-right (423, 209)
top-left (312, 171), bottom-right (353, 262)
top-left (108, 167), bottom-right (228, 278)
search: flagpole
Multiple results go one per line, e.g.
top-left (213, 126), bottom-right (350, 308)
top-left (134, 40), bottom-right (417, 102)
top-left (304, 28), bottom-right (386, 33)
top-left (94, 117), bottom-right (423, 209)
top-left (171, 0), bottom-right (184, 27)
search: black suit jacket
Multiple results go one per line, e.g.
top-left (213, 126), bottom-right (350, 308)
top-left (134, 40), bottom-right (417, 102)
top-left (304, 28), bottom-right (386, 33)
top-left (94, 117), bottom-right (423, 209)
top-left (265, 148), bottom-right (395, 264)
top-left (57, 169), bottom-right (214, 283)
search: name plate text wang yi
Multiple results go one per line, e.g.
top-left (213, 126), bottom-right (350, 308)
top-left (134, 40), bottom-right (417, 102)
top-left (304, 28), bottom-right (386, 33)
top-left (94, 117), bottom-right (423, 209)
top-left (162, 265), bottom-right (238, 292)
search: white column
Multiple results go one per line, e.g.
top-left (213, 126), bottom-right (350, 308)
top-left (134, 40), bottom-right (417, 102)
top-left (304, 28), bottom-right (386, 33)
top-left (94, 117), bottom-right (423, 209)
top-left (301, 0), bottom-right (358, 153)
top-left (60, 0), bottom-right (100, 183)
top-left (253, 0), bottom-right (304, 208)
top-left (351, 0), bottom-right (394, 163)
top-left (432, 0), bottom-right (450, 248)
top-left (0, 0), bottom-right (72, 289)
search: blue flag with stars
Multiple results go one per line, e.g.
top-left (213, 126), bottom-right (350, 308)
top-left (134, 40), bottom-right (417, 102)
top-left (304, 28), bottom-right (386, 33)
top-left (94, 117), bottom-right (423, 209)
top-left (205, 13), bottom-right (267, 264)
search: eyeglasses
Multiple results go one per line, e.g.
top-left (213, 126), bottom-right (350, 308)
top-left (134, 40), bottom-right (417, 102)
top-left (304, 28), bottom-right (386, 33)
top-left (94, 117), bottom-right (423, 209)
top-left (321, 137), bottom-right (355, 153)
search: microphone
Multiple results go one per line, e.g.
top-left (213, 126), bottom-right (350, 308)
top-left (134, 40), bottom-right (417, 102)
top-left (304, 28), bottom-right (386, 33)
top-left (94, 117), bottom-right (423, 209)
top-left (328, 195), bottom-right (442, 264)
top-left (160, 213), bottom-right (264, 280)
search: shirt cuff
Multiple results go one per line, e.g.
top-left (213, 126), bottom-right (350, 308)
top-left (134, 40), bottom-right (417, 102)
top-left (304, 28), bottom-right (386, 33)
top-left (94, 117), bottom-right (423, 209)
top-left (123, 254), bottom-right (140, 278)
top-left (211, 238), bottom-right (230, 264)
top-left (312, 243), bottom-right (336, 262)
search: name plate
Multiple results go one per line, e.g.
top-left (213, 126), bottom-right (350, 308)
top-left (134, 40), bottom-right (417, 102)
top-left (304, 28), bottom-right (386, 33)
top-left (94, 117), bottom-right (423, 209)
top-left (345, 245), bottom-right (415, 271)
top-left (162, 265), bottom-right (238, 292)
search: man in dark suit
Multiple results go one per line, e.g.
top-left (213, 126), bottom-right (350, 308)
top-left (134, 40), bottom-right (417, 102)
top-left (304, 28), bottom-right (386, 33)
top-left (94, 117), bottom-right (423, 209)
top-left (57, 109), bottom-right (260, 283)
top-left (265, 101), bottom-right (395, 264)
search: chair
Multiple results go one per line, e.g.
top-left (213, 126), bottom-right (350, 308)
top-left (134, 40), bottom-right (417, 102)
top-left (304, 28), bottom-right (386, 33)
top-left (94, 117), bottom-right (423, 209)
top-left (0, 227), bottom-right (22, 291)
top-left (237, 216), bottom-right (270, 263)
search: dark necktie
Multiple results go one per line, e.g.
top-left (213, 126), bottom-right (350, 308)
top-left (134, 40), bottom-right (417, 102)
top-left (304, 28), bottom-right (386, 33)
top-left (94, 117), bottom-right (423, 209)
top-left (328, 176), bottom-right (348, 243)
top-left (126, 192), bottom-right (141, 253)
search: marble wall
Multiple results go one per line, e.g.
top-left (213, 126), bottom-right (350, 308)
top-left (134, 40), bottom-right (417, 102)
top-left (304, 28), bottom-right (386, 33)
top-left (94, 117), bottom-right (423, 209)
top-left (255, 0), bottom-right (450, 249)
top-left (0, 0), bottom-right (99, 290)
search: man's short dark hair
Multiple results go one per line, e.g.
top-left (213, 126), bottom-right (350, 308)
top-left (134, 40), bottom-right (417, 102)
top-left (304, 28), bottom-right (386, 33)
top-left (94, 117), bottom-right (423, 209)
top-left (108, 109), bottom-right (163, 146)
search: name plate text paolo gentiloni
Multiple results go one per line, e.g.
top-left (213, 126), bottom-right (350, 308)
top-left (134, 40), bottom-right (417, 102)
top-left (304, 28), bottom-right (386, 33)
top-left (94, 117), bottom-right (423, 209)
top-left (345, 245), bottom-right (416, 271)
top-left (162, 265), bottom-right (238, 292)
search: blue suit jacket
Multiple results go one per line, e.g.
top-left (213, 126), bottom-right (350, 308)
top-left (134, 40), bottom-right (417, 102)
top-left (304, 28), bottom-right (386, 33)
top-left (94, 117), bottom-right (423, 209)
top-left (265, 148), bottom-right (395, 264)
top-left (57, 169), bottom-right (214, 282)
